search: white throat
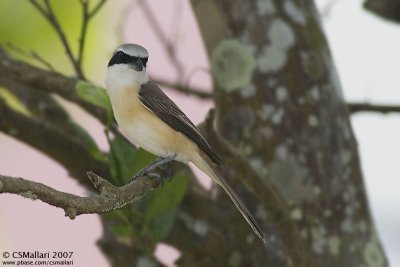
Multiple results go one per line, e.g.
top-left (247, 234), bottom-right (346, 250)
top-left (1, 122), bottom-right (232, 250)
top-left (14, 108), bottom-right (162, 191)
top-left (105, 64), bottom-right (149, 91)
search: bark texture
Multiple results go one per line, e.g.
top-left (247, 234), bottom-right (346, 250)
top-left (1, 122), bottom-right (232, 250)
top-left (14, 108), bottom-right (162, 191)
top-left (171, 0), bottom-right (387, 266)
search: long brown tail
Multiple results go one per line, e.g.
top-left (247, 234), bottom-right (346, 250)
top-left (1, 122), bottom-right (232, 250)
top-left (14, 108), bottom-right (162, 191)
top-left (193, 151), bottom-right (266, 244)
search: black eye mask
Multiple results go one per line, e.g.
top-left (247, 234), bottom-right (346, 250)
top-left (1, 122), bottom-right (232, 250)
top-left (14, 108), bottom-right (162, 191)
top-left (108, 51), bottom-right (148, 68)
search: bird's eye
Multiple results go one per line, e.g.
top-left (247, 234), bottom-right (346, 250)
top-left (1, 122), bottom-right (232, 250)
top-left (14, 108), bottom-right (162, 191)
top-left (117, 51), bottom-right (124, 58)
top-left (108, 51), bottom-right (128, 67)
top-left (141, 58), bottom-right (148, 67)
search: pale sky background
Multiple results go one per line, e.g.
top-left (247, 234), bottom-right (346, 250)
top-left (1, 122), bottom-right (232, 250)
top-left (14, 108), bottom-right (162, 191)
top-left (0, 0), bottom-right (399, 266)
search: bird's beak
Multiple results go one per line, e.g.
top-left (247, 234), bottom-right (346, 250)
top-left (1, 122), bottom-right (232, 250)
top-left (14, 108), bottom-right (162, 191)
top-left (130, 58), bottom-right (143, 72)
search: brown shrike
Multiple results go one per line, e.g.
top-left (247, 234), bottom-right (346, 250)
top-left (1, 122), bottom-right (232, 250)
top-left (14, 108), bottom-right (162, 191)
top-left (105, 43), bottom-right (265, 243)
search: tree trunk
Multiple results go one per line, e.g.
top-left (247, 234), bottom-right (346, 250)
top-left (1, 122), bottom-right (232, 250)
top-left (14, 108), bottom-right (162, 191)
top-left (165, 0), bottom-right (388, 266)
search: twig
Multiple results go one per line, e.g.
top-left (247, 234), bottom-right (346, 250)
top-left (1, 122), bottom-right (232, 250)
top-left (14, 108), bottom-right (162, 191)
top-left (0, 49), bottom-right (129, 149)
top-left (0, 171), bottom-right (160, 219)
top-left (28, 0), bottom-right (48, 16)
top-left (29, 0), bottom-right (107, 80)
top-left (77, 0), bottom-right (90, 70)
top-left (0, 49), bottom-right (105, 122)
top-left (89, 0), bottom-right (107, 17)
top-left (6, 43), bottom-right (56, 71)
top-left (31, 51), bottom-right (56, 71)
top-left (29, 0), bottom-right (84, 78)
top-left (76, 0), bottom-right (107, 71)
top-left (348, 102), bottom-right (400, 114)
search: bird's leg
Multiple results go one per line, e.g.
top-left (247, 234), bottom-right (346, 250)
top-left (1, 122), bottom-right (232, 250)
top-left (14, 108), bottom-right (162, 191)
top-left (129, 154), bottom-right (176, 184)
top-left (158, 160), bottom-right (174, 181)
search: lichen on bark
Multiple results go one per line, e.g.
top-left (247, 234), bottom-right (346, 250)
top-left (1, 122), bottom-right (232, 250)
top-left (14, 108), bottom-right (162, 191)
top-left (190, 0), bottom-right (388, 266)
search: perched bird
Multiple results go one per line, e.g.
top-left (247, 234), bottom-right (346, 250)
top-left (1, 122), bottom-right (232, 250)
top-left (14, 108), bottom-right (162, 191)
top-left (105, 43), bottom-right (265, 243)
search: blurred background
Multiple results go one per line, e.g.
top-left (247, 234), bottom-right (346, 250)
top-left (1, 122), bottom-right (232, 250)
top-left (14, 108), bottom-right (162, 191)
top-left (0, 0), bottom-right (399, 266)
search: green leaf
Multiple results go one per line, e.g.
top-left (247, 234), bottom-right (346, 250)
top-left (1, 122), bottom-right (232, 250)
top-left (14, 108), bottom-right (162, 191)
top-left (111, 223), bottom-right (134, 237)
top-left (140, 175), bottom-right (189, 219)
top-left (109, 135), bottom-right (189, 241)
top-left (144, 209), bottom-right (177, 240)
top-left (75, 81), bottom-right (113, 123)
top-left (139, 175), bottom-right (189, 241)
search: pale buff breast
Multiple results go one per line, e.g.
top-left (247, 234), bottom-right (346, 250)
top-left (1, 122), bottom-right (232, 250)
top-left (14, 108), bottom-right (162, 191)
top-left (108, 86), bottom-right (196, 163)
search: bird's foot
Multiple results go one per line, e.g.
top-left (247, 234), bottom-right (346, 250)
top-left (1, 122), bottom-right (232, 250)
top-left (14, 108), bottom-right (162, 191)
top-left (158, 160), bottom-right (174, 182)
top-left (129, 154), bottom-right (176, 183)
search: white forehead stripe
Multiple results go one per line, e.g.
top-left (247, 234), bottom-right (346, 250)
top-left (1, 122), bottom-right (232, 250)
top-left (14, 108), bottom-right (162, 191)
top-left (115, 43), bottom-right (149, 58)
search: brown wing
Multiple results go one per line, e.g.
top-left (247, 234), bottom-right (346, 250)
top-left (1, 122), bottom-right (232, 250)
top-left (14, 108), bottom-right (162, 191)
top-left (139, 81), bottom-right (221, 165)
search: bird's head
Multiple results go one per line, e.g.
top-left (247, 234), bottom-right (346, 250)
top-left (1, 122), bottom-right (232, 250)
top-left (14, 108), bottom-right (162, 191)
top-left (106, 43), bottom-right (149, 90)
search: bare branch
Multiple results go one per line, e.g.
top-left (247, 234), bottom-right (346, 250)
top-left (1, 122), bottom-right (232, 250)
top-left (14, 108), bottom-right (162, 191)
top-left (0, 49), bottom-right (106, 123)
top-left (30, 51), bottom-right (57, 72)
top-left (0, 49), bottom-right (132, 151)
top-left (6, 43), bottom-right (56, 71)
top-left (0, 77), bottom-right (69, 132)
top-left (77, 0), bottom-right (107, 72)
top-left (77, 0), bottom-right (90, 70)
top-left (157, 79), bottom-right (400, 115)
top-left (40, 0), bottom-right (83, 78)
top-left (29, 0), bottom-right (107, 79)
top-left (29, 0), bottom-right (85, 79)
top-left (0, 171), bottom-right (160, 219)
top-left (28, 0), bottom-right (49, 17)
top-left (348, 102), bottom-right (400, 114)
top-left (89, 0), bottom-right (107, 17)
